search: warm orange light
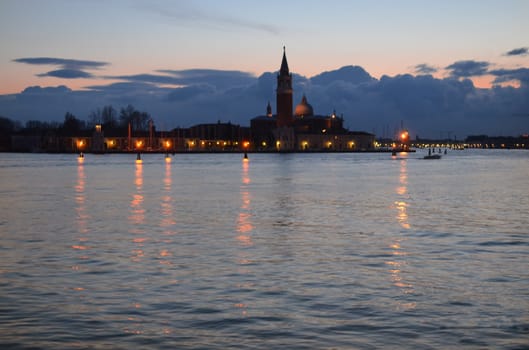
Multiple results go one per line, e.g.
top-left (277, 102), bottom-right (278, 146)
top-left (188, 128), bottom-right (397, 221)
top-left (164, 140), bottom-right (171, 149)
top-left (400, 131), bottom-right (409, 141)
top-left (165, 156), bottom-right (171, 163)
top-left (77, 139), bottom-right (85, 149)
top-left (95, 124), bottom-right (102, 132)
top-left (136, 140), bottom-right (143, 149)
top-left (243, 141), bottom-right (250, 148)
top-left (136, 159), bottom-right (143, 164)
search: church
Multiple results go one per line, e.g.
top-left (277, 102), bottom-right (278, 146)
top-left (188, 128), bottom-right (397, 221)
top-left (250, 48), bottom-right (375, 151)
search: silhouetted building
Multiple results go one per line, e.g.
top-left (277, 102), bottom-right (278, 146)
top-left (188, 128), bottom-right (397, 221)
top-left (250, 48), bottom-right (375, 151)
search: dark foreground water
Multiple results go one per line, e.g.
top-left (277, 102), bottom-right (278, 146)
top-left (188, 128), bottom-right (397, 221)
top-left (1, 150), bottom-right (528, 349)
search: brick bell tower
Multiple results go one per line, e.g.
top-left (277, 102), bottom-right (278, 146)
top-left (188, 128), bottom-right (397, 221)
top-left (276, 46), bottom-right (293, 127)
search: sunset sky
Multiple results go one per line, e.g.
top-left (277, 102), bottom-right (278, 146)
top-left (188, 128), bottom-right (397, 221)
top-left (1, 0), bottom-right (528, 137)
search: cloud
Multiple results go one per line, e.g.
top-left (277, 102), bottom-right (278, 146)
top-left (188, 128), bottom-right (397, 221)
top-left (106, 69), bottom-right (256, 90)
top-left (13, 57), bottom-right (108, 70)
top-left (504, 47), bottom-right (528, 56)
top-left (106, 73), bottom-right (183, 86)
top-left (139, 2), bottom-right (280, 35)
top-left (37, 69), bottom-right (94, 79)
top-left (166, 84), bottom-right (216, 102)
top-left (490, 68), bottom-right (529, 86)
top-left (310, 66), bottom-right (375, 86)
top-left (414, 63), bottom-right (437, 75)
top-left (21, 85), bottom-right (72, 94)
top-left (446, 60), bottom-right (490, 78)
top-left (1, 64), bottom-right (528, 139)
top-left (13, 57), bottom-right (109, 80)
top-left (158, 69), bottom-right (256, 89)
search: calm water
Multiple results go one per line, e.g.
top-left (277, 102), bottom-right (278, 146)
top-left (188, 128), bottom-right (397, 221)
top-left (1, 150), bottom-right (528, 349)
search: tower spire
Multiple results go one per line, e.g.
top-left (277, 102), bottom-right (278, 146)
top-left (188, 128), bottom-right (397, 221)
top-left (280, 46), bottom-right (289, 75)
top-left (276, 47), bottom-right (293, 127)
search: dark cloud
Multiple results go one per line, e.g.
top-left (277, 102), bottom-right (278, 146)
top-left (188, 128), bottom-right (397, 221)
top-left (414, 63), bottom-right (437, 75)
top-left (13, 57), bottom-right (109, 80)
top-left (86, 81), bottom-right (163, 93)
top-left (20, 85), bottom-right (72, 95)
top-left (158, 69), bottom-right (256, 89)
top-left (490, 68), bottom-right (529, 86)
top-left (107, 73), bottom-right (183, 86)
top-left (166, 84), bottom-right (216, 102)
top-left (504, 47), bottom-right (528, 56)
top-left (1, 64), bottom-right (528, 138)
top-left (37, 69), bottom-right (94, 79)
top-left (446, 60), bottom-right (490, 78)
top-left (310, 66), bottom-right (375, 86)
top-left (13, 57), bottom-right (108, 69)
top-left (106, 69), bottom-right (256, 91)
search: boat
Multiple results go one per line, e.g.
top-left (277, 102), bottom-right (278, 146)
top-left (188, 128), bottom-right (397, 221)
top-left (424, 148), bottom-right (441, 159)
top-left (424, 154), bottom-right (441, 159)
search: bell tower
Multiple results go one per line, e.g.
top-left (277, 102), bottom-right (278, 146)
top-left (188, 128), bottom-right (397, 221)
top-left (276, 47), bottom-right (293, 127)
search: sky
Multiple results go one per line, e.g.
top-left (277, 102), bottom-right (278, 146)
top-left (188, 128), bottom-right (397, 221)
top-left (1, 0), bottom-right (528, 138)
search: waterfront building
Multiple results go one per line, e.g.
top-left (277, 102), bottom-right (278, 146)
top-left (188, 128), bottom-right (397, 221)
top-left (250, 48), bottom-right (375, 151)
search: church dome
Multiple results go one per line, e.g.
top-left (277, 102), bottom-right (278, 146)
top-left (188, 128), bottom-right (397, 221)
top-left (294, 95), bottom-right (314, 117)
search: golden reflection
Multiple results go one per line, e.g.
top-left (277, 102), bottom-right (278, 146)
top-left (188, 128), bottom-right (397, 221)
top-left (237, 161), bottom-right (253, 246)
top-left (130, 163), bottom-right (146, 261)
top-left (234, 160), bottom-right (254, 317)
top-left (386, 238), bottom-right (415, 309)
top-left (387, 158), bottom-right (415, 309)
top-left (160, 162), bottom-right (176, 233)
top-left (159, 162), bottom-right (176, 266)
top-left (72, 162), bottom-right (90, 277)
top-left (73, 162), bottom-right (89, 255)
top-left (75, 162), bottom-right (88, 233)
top-left (394, 159), bottom-right (410, 230)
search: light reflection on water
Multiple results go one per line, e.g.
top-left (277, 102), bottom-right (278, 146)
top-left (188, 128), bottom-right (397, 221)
top-left (387, 157), bottom-right (415, 310)
top-left (1, 151), bottom-right (529, 349)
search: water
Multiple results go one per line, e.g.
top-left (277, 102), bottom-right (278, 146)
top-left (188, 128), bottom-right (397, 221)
top-left (1, 150), bottom-right (528, 349)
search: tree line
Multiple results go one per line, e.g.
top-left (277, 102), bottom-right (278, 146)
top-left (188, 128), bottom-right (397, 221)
top-left (0, 104), bottom-right (154, 137)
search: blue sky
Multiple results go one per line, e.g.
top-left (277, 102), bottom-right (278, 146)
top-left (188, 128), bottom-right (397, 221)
top-left (1, 0), bottom-right (528, 138)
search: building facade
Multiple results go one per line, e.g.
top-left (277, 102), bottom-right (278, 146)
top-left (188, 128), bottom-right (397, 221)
top-left (250, 48), bottom-right (375, 151)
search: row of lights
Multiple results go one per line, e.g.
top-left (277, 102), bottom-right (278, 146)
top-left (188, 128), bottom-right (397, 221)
top-left (77, 138), bottom-right (368, 151)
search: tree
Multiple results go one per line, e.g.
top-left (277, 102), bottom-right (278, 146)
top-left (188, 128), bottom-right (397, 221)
top-left (119, 105), bottom-right (150, 132)
top-left (101, 105), bottom-right (117, 128)
top-left (62, 112), bottom-right (85, 135)
top-left (0, 116), bottom-right (15, 135)
top-left (88, 108), bottom-right (102, 127)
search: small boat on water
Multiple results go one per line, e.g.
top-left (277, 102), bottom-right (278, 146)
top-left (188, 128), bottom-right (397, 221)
top-left (424, 148), bottom-right (441, 159)
top-left (424, 154), bottom-right (441, 159)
